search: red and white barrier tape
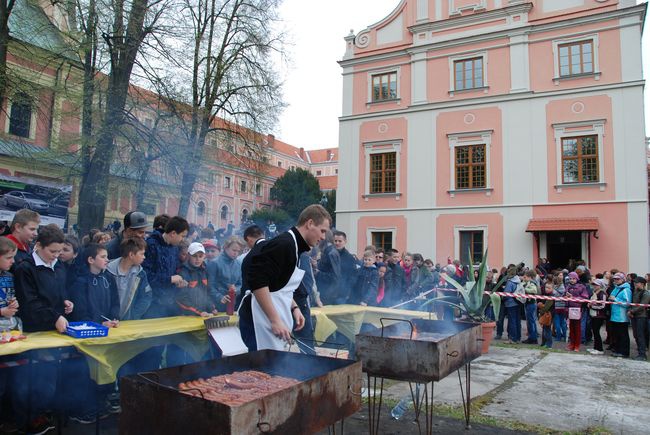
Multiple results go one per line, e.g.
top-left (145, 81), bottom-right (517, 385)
top-left (429, 287), bottom-right (650, 308)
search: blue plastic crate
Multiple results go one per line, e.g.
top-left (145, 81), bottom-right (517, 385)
top-left (65, 321), bottom-right (109, 338)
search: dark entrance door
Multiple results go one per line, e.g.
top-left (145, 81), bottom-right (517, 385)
top-left (547, 231), bottom-right (582, 270)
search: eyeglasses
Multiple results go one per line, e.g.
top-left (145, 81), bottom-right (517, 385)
top-left (376, 255), bottom-right (384, 259)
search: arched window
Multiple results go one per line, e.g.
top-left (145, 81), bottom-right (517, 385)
top-left (197, 201), bottom-right (206, 216)
top-left (220, 205), bottom-right (228, 220)
top-left (241, 208), bottom-right (249, 223)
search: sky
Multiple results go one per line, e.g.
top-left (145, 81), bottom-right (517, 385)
top-left (275, 0), bottom-right (650, 151)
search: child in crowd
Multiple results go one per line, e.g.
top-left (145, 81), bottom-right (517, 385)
top-left (61, 234), bottom-right (81, 287)
top-left (92, 231), bottom-right (112, 246)
top-left (565, 271), bottom-right (589, 352)
top-left (0, 238), bottom-right (17, 428)
top-left (522, 270), bottom-right (539, 344)
top-left (537, 282), bottom-right (554, 349)
top-left (69, 243), bottom-right (120, 327)
top-left (177, 243), bottom-right (217, 317)
top-left (177, 239), bottom-right (190, 272)
top-left (552, 274), bottom-right (568, 341)
top-left (376, 262), bottom-right (387, 306)
top-left (67, 243), bottom-right (120, 424)
top-left (588, 278), bottom-right (608, 355)
top-left (348, 250), bottom-right (378, 306)
top-left (107, 237), bottom-right (152, 320)
top-left (13, 224), bottom-right (71, 433)
top-left (4, 209), bottom-right (40, 267)
top-left (203, 239), bottom-right (220, 263)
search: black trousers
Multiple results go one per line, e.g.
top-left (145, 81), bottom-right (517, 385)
top-left (591, 317), bottom-right (605, 352)
top-left (293, 295), bottom-right (316, 355)
top-left (611, 321), bottom-right (630, 357)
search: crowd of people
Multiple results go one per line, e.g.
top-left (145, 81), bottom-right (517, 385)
top-left (0, 207), bottom-right (648, 434)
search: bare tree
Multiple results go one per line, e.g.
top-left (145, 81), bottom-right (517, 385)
top-left (155, 0), bottom-right (286, 217)
top-left (75, 0), bottom-right (169, 236)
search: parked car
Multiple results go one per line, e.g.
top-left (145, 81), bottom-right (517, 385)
top-left (47, 195), bottom-right (70, 217)
top-left (0, 191), bottom-right (49, 212)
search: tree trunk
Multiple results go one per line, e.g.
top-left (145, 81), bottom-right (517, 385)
top-left (135, 157), bottom-right (152, 209)
top-left (0, 0), bottom-right (16, 107)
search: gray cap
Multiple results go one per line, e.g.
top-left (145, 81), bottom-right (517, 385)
top-left (124, 211), bottom-right (149, 229)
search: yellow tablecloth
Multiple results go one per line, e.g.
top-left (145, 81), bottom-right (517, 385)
top-left (0, 316), bottom-right (235, 384)
top-left (311, 305), bottom-right (437, 343)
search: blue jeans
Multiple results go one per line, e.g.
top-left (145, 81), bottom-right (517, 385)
top-left (506, 305), bottom-right (521, 342)
top-left (525, 303), bottom-right (538, 341)
top-left (553, 311), bottom-right (567, 340)
top-left (580, 310), bottom-right (588, 343)
top-left (542, 325), bottom-right (553, 348)
top-left (496, 302), bottom-right (507, 337)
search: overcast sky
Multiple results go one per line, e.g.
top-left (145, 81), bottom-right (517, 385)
top-left (275, 0), bottom-right (650, 151)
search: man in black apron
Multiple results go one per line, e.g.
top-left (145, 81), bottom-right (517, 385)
top-left (239, 205), bottom-right (331, 351)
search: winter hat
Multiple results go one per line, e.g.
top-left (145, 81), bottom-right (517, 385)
top-left (188, 242), bottom-right (205, 256)
top-left (568, 272), bottom-right (579, 280)
top-left (592, 278), bottom-right (607, 289)
top-left (613, 272), bottom-right (627, 281)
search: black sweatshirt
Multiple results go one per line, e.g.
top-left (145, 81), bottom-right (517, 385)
top-left (69, 269), bottom-right (120, 323)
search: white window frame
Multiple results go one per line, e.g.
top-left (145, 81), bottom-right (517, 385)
top-left (448, 51), bottom-right (488, 95)
top-left (366, 227), bottom-right (396, 251)
top-left (367, 67), bottom-right (401, 104)
top-left (363, 140), bottom-right (402, 199)
top-left (447, 130), bottom-right (493, 195)
top-left (454, 225), bottom-right (488, 266)
top-left (449, 0), bottom-right (486, 16)
top-left (240, 179), bottom-right (247, 193)
top-left (552, 119), bottom-right (606, 191)
top-left (255, 183), bottom-right (262, 196)
top-left (552, 35), bottom-right (600, 84)
top-left (5, 96), bottom-right (37, 140)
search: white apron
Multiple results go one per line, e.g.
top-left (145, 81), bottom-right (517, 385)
top-left (250, 230), bottom-right (305, 351)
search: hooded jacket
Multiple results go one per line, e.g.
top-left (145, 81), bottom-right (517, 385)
top-left (142, 231), bottom-right (180, 317)
top-left (566, 281), bottom-right (589, 309)
top-left (14, 253), bottom-right (68, 332)
top-left (503, 275), bottom-right (521, 308)
top-left (107, 258), bottom-right (152, 320)
top-left (348, 264), bottom-right (379, 305)
top-left (207, 251), bottom-right (242, 309)
top-left (69, 269), bottom-right (120, 323)
top-left (177, 261), bottom-right (214, 315)
top-left (609, 282), bottom-right (632, 323)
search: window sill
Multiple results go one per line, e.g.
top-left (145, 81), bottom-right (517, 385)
top-left (447, 188), bottom-right (493, 198)
top-left (449, 86), bottom-right (489, 97)
top-left (366, 98), bottom-right (401, 107)
top-left (554, 182), bottom-right (606, 193)
top-left (362, 193), bottom-right (402, 202)
top-left (553, 72), bottom-right (601, 85)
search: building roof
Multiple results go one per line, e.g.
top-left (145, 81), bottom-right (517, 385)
top-left (317, 175), bottom-right (338, 191)
top-left (525, 217), bottom-right (599, 232)
top-left (0, 137), bottom-right (76, 167)
top-left (308, 148), bottom-right (338, 164)
top-left (10, 0), bottom-right (77, 61)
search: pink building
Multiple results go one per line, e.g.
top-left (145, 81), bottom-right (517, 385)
top-left (338, 0), bottom-right (648, 272)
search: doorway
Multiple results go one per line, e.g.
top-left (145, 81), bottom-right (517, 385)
top-left (547, 231), bottom-right (582, 270)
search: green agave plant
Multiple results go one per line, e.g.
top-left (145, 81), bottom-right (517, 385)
top-left (419, 249), bottom-right (505, 322)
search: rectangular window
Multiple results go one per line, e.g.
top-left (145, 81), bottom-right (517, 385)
top-left (454, 57), bottom-right (484, 91)
top-left (369, 152), bottom-right (397, 194)
top-left (459, 230), bottom-right (484, 265)
top-left (335, 169), bottom-right (338, 174)
top-left (316, 170), bottom-right (322, 176)
top-left (371, 231), bottom-right (393, 252)
top-left (255, 183), bottom-right (261, 196)
top-left (558, 40), bottom-right (593, 77)
top-left (240, 180), bottom-right (247, 192)
top-left (371, 72), bottom-right (397, 102)
top-left (277, 161), bottom-right (282, 168)
top-left (224, 176), bottom-right (231, 189)
top-left (561, 135), bottom-right (599, 184)
top-left (9, 94), bottom-right (33, 138)
top-left (455, 144), bottom-right (486, 189)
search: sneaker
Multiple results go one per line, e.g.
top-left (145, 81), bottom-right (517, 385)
top-left (587, 349), bottom-right (604, 355)
top-left (611, 352), bottom-right (625, 358)
top-left (26, 415), bottom-right (54, 435)
top-left (635, 355), bottom-right (647, 361)
top-left (565, 346), bottom-right (574, 351)
top-left (69, 412), bottom-right (99, 425)
top-left (574, 348), bottom-right (580, 352)
top-left (105, 399), bottom-right (121, 414)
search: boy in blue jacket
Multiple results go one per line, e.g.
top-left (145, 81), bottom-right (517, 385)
top-left (107, 237), bottom-right (152, 320)
top-left (348, 251), bottom-right (379, 306)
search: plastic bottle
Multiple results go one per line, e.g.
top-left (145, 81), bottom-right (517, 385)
top-left (226, 285), bottom-right (236, 315)
top-left (390, 397), bottom-right (411, 420)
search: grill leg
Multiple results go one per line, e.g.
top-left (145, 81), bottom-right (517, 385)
top-left (366, 375), bottom-right (384, 435)
top-left (457, 364), bottom-right (472, 430)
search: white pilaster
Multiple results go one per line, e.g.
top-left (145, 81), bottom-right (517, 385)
top-left (619, 16), bottom-right (643, 82)
top-left (627, 202), bottom-right (650, 272)
top-left (411, 51), bottom-right (428, 105)
top-left (509, 33), bottom-right (530, 93)
top-left (417, 0), bottom-right (429, 22)
top-left (435, 0), bottom-right (442, 20)
top-left (341, 66), bottom-right (354, 117)
top-left (407, 111), bottom-right (436, 208)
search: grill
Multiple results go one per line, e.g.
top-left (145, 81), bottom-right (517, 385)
top-left (355, 318), bottom-right (482, 434)
top-left (119, 350), bottom-right (362, 435)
